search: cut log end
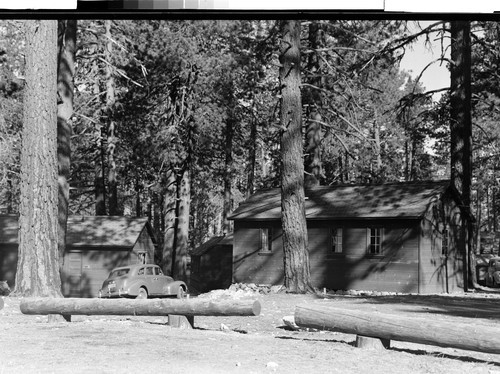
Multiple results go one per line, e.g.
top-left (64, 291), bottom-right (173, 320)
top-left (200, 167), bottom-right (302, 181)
top-left (252, 300), bottom-right (261, 316)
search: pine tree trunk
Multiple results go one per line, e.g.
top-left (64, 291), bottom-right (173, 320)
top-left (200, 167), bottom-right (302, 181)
top-left (162, 167), bottom-right (177, 275)
top-left (95, 130), bottom-right (107, 215)
top-left (57, 20), bottom-right (76, 271)
top-left (304, 21), bottom-right (323, 188)
top-left (246, 116), bottom-right (257, 198)
top-left (222, 116), bottom-right (234, 234)
top-left (105, 20), bottom-right (119, 216)
top-left (14, 20), bottom-right (62, 297)
top-left (278, 20), bottom-right (313, 293)
top-left (450, 20), bottom-right (472, 291)
top-left (174, 165), bottom-right (191, 281)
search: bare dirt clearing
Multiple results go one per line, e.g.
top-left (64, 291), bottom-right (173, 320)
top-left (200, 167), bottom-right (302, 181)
top-left (2, 291), bottom-right (500, 374)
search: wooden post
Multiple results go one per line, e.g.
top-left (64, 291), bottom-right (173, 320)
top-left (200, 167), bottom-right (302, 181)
top-left (168, 315), bottom-right (194, 329)
top-left (355, 335), bottom-right (390, 350)
top-left (295, 304), bottom-right (500, 355)
top-left (20, 298), bottom-right (261, 317)
top-left (0, 297), bottom-right (3, 311)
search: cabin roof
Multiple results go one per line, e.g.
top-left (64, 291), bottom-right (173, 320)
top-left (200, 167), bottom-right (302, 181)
top-left (191, 234), bottom-right (233, 257)
top-left (0, 215), bottom-right (155, 248)
top-left (229, 180), bottom-right (454, 221)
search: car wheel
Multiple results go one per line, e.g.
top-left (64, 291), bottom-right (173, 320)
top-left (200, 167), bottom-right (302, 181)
top-left (136, 287), bottom-right (148, 299)
top-left (177, 286), bottom-right (186, 299)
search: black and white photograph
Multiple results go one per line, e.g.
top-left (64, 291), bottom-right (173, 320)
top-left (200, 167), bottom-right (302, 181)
top-left (1, 2), bottom-right (500, 372)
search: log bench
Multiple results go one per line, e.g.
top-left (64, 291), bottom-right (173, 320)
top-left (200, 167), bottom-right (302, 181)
top-left (20, 297), bottom-right (261, 329)
top-left (294, 304), bottom-right (500, 354)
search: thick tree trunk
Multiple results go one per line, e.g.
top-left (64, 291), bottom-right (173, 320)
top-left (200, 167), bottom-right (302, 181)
top-left (278, 20), bottom-right (313, 293)
top-left (450, 21), bottom-right (472, 291)
top-left (105, 20), bottom-right (119, 216)
top-left (14, 20), bottom-right (62, 297)
top-left (56, 20), bottom-right (76, 271)
top-left (173, 165), bottom-right (191, 281)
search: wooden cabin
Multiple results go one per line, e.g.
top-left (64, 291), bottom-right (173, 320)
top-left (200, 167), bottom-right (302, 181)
top-left (0, 215), bottom-right (156, 297)
top-left (190, 234), bottom-right (233, 293)
top-left (229, 180), bottom-right (468, 294)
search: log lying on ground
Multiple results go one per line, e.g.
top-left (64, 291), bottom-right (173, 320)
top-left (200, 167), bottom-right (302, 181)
top-left (295, 304), bottom-right (500, 355)
top-left (20, 297), bottom-right (261, 317)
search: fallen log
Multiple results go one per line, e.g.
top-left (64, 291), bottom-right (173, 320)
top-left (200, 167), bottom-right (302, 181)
top-left (295, 304), bottom-right (500, 355)
top-left (20, 297), bottom-right (261, 317)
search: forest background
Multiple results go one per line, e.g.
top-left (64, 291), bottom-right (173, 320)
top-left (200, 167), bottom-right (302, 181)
top-left (0, 19), bottom-right (499, 289)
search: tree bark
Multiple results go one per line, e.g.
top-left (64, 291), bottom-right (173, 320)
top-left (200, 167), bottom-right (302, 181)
top-left (222, 115), bottom-right (234, 234)
top-left (304, 21), bottom-right (324, 188)
top-left (20, 297), bottom-right (261, 317)
top-left (14, 20), bottom-right (62, 297)
top-left (56, 20), bottom-right (76, 271)
top-left (246, 115), bottom-right (257, 198)
top-left (295, 304), bottom-right (500, 355)
top-left (162, 167), bottom-right (177, 275)
top-left (450, 21), bottom-right (472, 291)
top-left (173, 165), bottom-right (191, 282)
top-left (105, 20), bottom-right (119, 215)
top-left (278, 20), bottom-right (313, 293)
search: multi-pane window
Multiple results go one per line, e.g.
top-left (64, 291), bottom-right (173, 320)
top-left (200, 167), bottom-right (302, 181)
top-left (331, 228), bottom-right (343, 253)
top-left (260, 228), bottom-right (272, 252)
top-left (368, 228), bottom-right (382, 255)
top-left (442, 227), bottom-right (449, 256)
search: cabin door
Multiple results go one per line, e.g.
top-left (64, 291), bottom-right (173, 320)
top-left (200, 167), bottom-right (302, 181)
top-left (64, 251), bottom-right (83, 297)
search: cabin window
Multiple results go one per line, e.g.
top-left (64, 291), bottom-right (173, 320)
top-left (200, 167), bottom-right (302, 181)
top-left (260, 228), bottom-right (272, 253)
top-left (368, 228), bottom-right (383, 255)
top-left (442, 227), bottom-right (449, 256)
top-left (331, 228), bottom-right (343, 253)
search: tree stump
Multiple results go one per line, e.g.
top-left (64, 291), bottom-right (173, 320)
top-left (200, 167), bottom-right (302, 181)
top-left (355, 335), bottom-right (390, 350)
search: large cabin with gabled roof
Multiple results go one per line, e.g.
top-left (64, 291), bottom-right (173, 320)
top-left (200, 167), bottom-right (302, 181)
top-left (228, 180), bottom-right (469, 294)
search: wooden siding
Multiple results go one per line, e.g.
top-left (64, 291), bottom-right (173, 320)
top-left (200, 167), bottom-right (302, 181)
top-left (131, 227), bottom-right (155, 264)
top-left (233, 221), bottom-right (284, 285)
top-left (233, 220), bottom-right (422, 293)
top-left (62, 249), bottom-right (131, 298)
top-left (308, 222), bottom-right (420, 292)
top-left (419, 196), bottom-right (464, 293)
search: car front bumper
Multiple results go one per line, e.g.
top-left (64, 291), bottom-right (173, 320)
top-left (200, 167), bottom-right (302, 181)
top-left (98, 288), bottom-right (130, 298)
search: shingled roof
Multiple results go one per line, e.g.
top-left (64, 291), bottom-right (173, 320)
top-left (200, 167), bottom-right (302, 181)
top-left (0, 215), bottom-right (155, 247)
top-left (229, 180), bottom-right (455, 221)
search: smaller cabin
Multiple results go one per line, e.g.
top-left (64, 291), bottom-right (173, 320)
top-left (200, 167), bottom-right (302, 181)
top-left (0, 215), bottom-right (156, 297)
top-left (190, 234), bottom-right (233, 293)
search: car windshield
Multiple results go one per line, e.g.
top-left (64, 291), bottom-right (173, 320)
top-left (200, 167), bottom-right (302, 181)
top-left (109, 268), bottom-right (130, 278)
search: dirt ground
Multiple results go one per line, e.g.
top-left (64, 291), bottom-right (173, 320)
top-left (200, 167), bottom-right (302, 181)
top-left (2, 290), bottom-right (500, 374)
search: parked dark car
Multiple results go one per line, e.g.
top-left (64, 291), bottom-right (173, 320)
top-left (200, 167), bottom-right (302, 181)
top-left (98, 264), bottom-right (187, 299)
top-left (485, 257), bottom-right (500, 287)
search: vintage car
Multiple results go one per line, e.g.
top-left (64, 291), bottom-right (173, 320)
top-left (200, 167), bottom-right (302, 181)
top-left (485, 257), bottom-right (500, 287)
top-left (98, 264), bottom-right (188, 299)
